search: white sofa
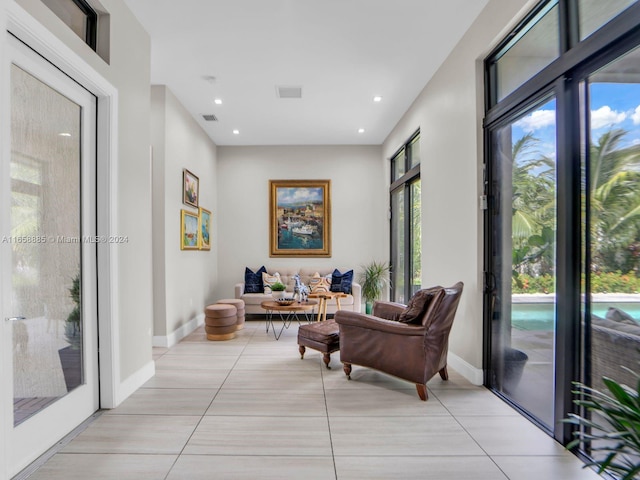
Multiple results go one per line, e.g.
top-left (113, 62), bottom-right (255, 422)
top-left (235, 266), bottom-right (361, 315)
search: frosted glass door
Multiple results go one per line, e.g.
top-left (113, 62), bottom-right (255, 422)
top-left (4, 36), bottom-right (98, 476)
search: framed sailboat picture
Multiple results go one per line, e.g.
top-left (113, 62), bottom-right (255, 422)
top-left (269, 179), bottom-right (331, 257)
top-left (180, 209), bottom-right (199, 250)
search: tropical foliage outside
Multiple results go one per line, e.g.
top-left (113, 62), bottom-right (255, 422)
top-left (512, 128), bottom-right (640, 293)
top-left (513, 272), bottom-right (640, 294)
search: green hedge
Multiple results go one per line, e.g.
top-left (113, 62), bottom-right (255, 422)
top-left (512, 271), bottom-right (640, 294)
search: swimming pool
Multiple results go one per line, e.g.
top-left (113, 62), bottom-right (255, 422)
top-left (511, 302), bottom-right (640, 330)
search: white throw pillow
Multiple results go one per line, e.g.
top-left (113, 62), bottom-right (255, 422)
top-left (262, 272), bottom-right (282, 294)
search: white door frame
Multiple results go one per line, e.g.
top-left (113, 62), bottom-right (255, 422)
top-left (1, 2), bottom-right (120, 478)
top-left (7, 33), bottom-right (100, 475)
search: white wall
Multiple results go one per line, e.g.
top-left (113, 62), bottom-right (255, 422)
top-left (217, 145), bottom-right (386, 302)
top-left (151, 85), bottom-right (218, 346)
top-left (382, 0), bottom-right (533, 383)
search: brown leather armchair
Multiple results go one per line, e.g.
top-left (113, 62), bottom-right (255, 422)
top-left (334, 282), bottom-right (463, 401)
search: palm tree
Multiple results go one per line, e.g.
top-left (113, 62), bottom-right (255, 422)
top-left (511, 133), bottom-right (556, 276)
top-left (589, 128), bottom-right (640, 274)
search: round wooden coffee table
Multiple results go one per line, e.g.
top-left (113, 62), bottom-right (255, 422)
top-left (260, 300), bottom-right (318, 340)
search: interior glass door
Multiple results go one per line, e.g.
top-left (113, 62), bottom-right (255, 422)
top-left (3, 36), bottom-right (98, 476)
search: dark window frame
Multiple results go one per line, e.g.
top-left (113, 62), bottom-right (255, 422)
top-left (390, 130), bottom-right (420, 303)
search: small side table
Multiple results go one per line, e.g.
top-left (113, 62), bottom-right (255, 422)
top-left (307, 291), bottom-right (348, 322)
top-left (260, 300), bottom-right (318, 340)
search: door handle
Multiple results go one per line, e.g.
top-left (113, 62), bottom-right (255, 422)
top-left (5, 316), bottom-right (26, 322)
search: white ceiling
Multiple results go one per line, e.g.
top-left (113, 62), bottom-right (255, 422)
top-left (123, 0), bottom-right (489, 146)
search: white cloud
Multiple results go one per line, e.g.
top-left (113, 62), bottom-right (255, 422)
top-left (277, 187), bottom-right (322, 205)
top-left (590, 105), bottom-right (626, 129)
top-left (631, 105), bottom-right (640, 125)
top-left (514, 109), bottom-right (555, 132)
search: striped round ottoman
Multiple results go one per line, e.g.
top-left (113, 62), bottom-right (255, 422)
top-left (216, 298), bottom-right (246, 330)
top-left (204, 304), bottom-right (237, 341)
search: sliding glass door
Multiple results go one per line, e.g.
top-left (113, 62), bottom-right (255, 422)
top-left (487, 97), bottom-right (558, 428)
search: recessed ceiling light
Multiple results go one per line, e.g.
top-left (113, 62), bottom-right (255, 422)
top-left (373, 96), bottom-right (382, 102)
top-left (358, 128), bottom-right (365, 134)
top-left (58, 132), bottom-right (72, 137)
top-left (214, 98), bottom-right (222, 105)
top-left (233, 129), bottom-right (240, 135)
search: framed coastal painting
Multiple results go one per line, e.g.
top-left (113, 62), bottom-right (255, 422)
top-left (199, 207), bottom-right (212, 250)
top-left (183, 168), bottom-right (199, 208)
top-left (180, 209), bottom-right (199, 250)
top-left (269, 179), bottom-right (331, 257)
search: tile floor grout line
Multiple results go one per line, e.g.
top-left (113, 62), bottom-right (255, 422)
top-left (320, 358), bottom-right (339, 480)
top-left (161, 322), bottom-right (254, 480)
top-left (428, 388), bottom-right (514, 479)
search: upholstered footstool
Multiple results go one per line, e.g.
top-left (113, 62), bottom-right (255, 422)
top-left (216, 298), bottom-right (246, 330)
top-left (205, 304), bottom-right (237, 341)
top-left (297, 319), bottom-right (340, 369)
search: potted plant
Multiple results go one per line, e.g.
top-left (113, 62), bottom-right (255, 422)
top-left (271, 281), bottom-right (287, 300)
top-left (359, 261), bottom-right (391, 314)
top-left (564, 370), bottom-right (640, 479)
top-left (58, 274), bottom-right (82, 392)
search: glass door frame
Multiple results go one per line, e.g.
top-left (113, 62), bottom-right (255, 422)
top-left (2, 33), bottom-right (99, 476)
top-left (483, 76), bottom-right (582, 441)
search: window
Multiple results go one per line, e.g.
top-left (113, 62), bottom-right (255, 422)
top-left (488, 1), bottom-right (560, 104)
top-left (41, 0), bottom-right (97, 50)
top-left (390, 131), bottom-right (421, 304)
top-left (484, 0), bottom-right (640, 455)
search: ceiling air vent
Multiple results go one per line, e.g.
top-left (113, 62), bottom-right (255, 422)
top-left (202, 114), bottom-right (218, 122)
top-left (276, 86), bottom-right (302, 99)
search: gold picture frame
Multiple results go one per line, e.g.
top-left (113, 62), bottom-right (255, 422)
top-left (199, 207), bottom-right (212, 251)
top-left (180, 209), bottom-right (199, 250)
top-left (183, 168), bottom-right (199, 208)
top-left (269, 179), bottom-right (331, 257)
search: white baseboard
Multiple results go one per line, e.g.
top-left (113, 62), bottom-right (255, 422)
top-left (448, 352), bottom-right (484, 386)
top-left (113, 360), bottom-right (155, 407)
top-left (152, 313), bottom-right (205, 348)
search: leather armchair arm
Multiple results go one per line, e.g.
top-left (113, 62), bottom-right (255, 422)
top-left (335, 310), bottom-right (425, 336)
top-left (372, 301), bottom-right (406, 320)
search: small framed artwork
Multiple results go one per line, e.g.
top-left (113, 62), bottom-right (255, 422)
top-left (180, 209), bottom-right (199, 250)
top-left (183, 168), bottom-right (199, 208)
top-left (269, 179), bottom-right (331, 257)
top-left (199, 207), bottom-right (212, 250)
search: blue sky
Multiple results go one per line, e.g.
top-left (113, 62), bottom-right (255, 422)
top-left (277, 187), bottom-right (323, 206)
top-left (511, 83), bottom-right (640, 164)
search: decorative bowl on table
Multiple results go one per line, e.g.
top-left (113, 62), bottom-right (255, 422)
top-left (276, 298), bottom-right (296, 306)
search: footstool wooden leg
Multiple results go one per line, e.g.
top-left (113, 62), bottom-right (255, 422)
top-left (343, 362), bottom-right (352, 379)
top-left (323, 353), bottom-right (331, 369)
top-left (299, 345), bottom-right (306, 359)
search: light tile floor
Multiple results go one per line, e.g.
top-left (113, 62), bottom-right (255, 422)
top-left (27, 320), bottom-right (602, 480)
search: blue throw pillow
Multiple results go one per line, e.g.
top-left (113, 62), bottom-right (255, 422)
top-left (244, 266), bottom-right (266, 293)
top-left (330, 269), bottom-right (353, 294)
